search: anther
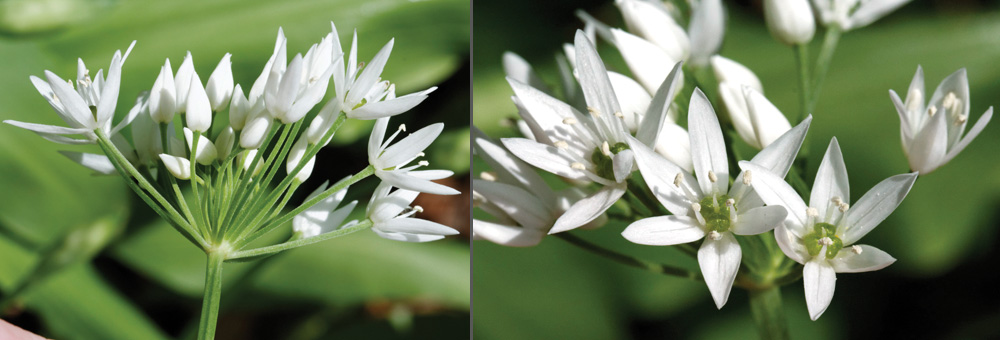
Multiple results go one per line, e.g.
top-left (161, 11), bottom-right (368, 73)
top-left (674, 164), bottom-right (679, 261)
top-left (831, 196), bottom-right (843, 206)
top-left (417, 152), bottom-right (426, 157)
top-left (553, 140), bottom-right (569, 149)
top-left (956, 114), bottom-right (968, 125)
top-left (358, 61), bottom-right (366, 69)
top-left (725, 198), bottom-right (735, 207)
top-left (839, 202), bottom-right (849, 212)
top-left (587, 107), bottom-right (601, 117)
top-left (806, 207), bottom-right (819, 217)
top-left (571, 162), bottom-right (586, 170)
top-left (943, 92), bottom-right (957, 110)
top-left (819, 237), bottom-right (834, 246)
top-left (562, 117), bottom-right (578, 125)
top-left (708, 171), bottom-right (718, 183)
top-left (479, 172), bottom-right (497, 181)
top-left (692, 203), bottom-right (707, 225)
top-left (674, 173), bottom-right (684, 187)
top-left (851, 245), bottom-right (863, 255)
top-left (601, 141), bottom-right (611, 156)
top-left (413, 205), bottom-right (424, 213)
top-left (398, 124), bottom-right (407, 132)
top-left (927, 106), bottom-right (938, 116)
top-left (905, 89), bottom-right (923, 112)
top-left (614, 111), bottom-right (624, 118)
top-left (742, 170), bottom-right (752, 185)
top-left (418, 160), bottom-right (430, 167)
top-left (691, 203), bottom-right (702, 212)
top-left (708, 230), bottom-right (722, 240)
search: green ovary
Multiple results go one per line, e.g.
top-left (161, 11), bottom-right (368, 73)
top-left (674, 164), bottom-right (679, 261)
top-left (591, 142), bottom-right (629, 181)
top-left (803, 222), bottom-right (844, 259)
top-left (699, 195), bottom-right (733, 233)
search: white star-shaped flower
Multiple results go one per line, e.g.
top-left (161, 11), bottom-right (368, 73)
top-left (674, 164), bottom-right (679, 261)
top-left (739, 137), bottom-right (918, 320)
top-left (890, 66), bottom-right (992, 174)
top-left (811, 0), bottom-right (912, 31)
top-left (367, 117), bottom-right (458, 196)
top-left (622, 89), bottom-right (813, 308)
top-left (292, 180), bottom-right (357, 238)
top-left (366, 182), bottom-right (458, 243)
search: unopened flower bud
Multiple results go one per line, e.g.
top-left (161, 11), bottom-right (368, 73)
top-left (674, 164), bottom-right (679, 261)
top-left (206, 53), bottom-right (234, 111)
top-left (763, 0), bottom-right (815, 45)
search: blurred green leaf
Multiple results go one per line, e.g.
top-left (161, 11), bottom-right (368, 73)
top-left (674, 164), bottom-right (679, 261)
top-left (250, 232), bottom-right (469, 309)
top-left (428, 129), bottom-right (471, 174)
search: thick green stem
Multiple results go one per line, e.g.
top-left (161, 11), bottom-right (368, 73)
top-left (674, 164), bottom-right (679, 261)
top-left (197, 249), bottom-right (226, 340)
top-left (555, 233), bottom-right (701, 280)
top-left (810, 27), bottom-right (842, 112)
top-left (749, 285), bottom-right (790, 340)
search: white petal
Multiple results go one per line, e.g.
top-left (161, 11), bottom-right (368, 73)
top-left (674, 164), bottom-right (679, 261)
top-left (940, 107), bottom-right (992, 168)
top-left (183, 128), bottom-right (218, 165)
top-left (621, 215), bottom-right (705, 245)
top-left (501, 138), bottom-right (590, 181)
top-left (842, 172), bottom-right (917, 244)
top-left (731, 205), bottom-right (787, 235)
top-left (158, 154), bottom-right (191, 180)
top-left (502, 52), bottom-right (549, 93)
top-left (698, 232), bottom-right (741, 309)
top-left (377, 217), bottom-right (458, 236)
top-left (474, 180), bottom-right (552, 230)
top-left (607, 72), bottom-right (650, 132)
top-left (636, 62), bottom-right (684, 146)
top-left (803, 260), bottom-right (837, 320)
top-left (626, 135), bottom-right (698, 216)
top-left (775, 224), bottom-right (808, 264)
top-left (206, 53), bottom-right (234, 111)
top-left (473, 219), bottom-right (546, 247)
top-left (507, 78), bottom-right (593, 151)
top-left (738, 161), bottom-right (808, 230)
top-left (4, 120), bottom-right (91, 136)
top-left (272, 54), bottom-right (304, 118)
top-left (810, 137), bottom-right (849, 217)
top-left (654, 123), bottom-right (693, 173)
top-left (96, 49), bottom-right (125, 126)
top-left (612, 149), bottom-right (634, 183)
top-left (609, 28), bottom-right (677, 94)
top-left (347, 39), bottom-right (393, 105)
top-left (549, 183), bottom-right (627, 234)
top-left (711, 56), bottom-right (762, 92)
top-left (719, 83), bottom-right (757, 147)
top-left (307, 100), bottom-right (344, 145)
top-left (174, 52), bottom-right (195, 109)
top-left (848, 0), bottom-right (910, 29)
top-left (889, 90), bottom-right (913, 147)
top-left (687, 0), bottom-right (724, 65)
top-left (472, 127), bottom-right (557, 205)
top-left (746, 115), bottom-right (811, 178)
top-left (745, 87), bottom-right (793, 148)
top-left (185, 75), bottom-right (212, 132)
top-left (689, 89), bottom-right (729, 195)
top-left (378, 123), bottom-right (443, 168)
top-left (906, 103), bottom-right (948, 173)
top-left (59, 151), bottom-right (116, 175)
top-left (44, 70), bottom-right (93, 128)
top-left (229, 84), bottom-right (249, 129)
top-left (830, 244), bottom-right (896, 273)
top-left (215, 127), bottom-right (235, 161)
top-left (368, 117), bottom-right (389, 161)
top-left (239, 114), bottom-right (271, 149)
top-left (376, 169), bottom-right (460, 195)
top-left (372, 229), bottom-right (445, 243)
top-left (286, 134), bottom-right (310, 177)
top-left (617, 0), bottom-right (689, 61)
top-left (349, 87), bottom-right (436, 120)
top-left (574, 31), bottom-right (626, 142)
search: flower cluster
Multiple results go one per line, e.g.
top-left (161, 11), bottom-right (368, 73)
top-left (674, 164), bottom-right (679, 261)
top-left (5, 22), bottom-right (461, 259)
top-left (474, 0), bottom-right (991, 322)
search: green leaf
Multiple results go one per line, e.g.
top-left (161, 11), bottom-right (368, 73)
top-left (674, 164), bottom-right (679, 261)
top-left (428, 129), bottom-right (471, 174)
top-left (250, 231), bottom-right (469, 309)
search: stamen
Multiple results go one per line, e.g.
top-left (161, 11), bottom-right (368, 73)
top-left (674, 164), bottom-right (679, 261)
top-left (806, 207), bottom-right (819, 217)
top-left (692, 203), bottom-right (707, 225)
top-left (553, 140), bottom-right (569, 149)
top-left (851, 245), bottom-right (863, 255)
top-left (398, 124), bottom-right (407, 132)
top-left (927, 106), bottom-right (938, 116)
top-left (708, 171), bottom-right (718, 183)
top-left (614, 111), bottom-right (624, 118)
top-left (831, 196), bottom-right (843, 206)
top-left (563, 117), bottom-right (578, 125)
top-left (358, 61), bottom-right (366, 69)
top-left (905, 88), bottom-right (923, 112)
top-left (413, 205), bottom-right (424, 213)
top-left (571, 162), bottom-right (586, 170)
top-left (587, 106), bottom-right (600, 117)
top-left (742, 170), bottom-right (752, 185)
top-left (418, 160), bottom-right (430, 167)
top-left (708, 230), bottom-right (722, 240)
top-left (819, 237), bottom-right (834, 246)
top-left (417, 152), bottom-right (426, 157)
top-left (601, 141), bottom-right (611, 156)
top-left (838, 202), bottom-right (849, 212)
top-left (942, 92), bottom-right (957, 111)
top-left (674, 173), bottom-right (684, 187)
top-left (479, 172), bottom-right (497, 181)
top-left (726, 199), bottom-right (737, 222)
top-left (956, 114), bottom-right (968, 125)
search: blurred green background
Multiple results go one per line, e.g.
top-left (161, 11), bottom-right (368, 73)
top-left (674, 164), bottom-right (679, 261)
top-left (0, 0), bottom-right (470, 339)
top-left (473, 0), bottom-right (1000, 339)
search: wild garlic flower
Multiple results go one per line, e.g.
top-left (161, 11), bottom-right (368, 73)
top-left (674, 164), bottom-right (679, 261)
top-left (740, 138), bottom-right (918, 320)
top-left (367, 182), bottom-right (459, 242)
top-left (472, 127), bottom-right (606, 247)
top-left (712, 56), bottom-right (793, 149)
top-left (890, 66), bottom-right (993, 174)
top-left (763, 0), bottom-right (816, 45)
top-left (292, 181), bottom-right (357, 239)
top-left (5, 41), bottom-right (138, 144)
top-left (502, 31), bottom-right (665, 234)
top-left (368, 117), bottom-right (459, 195)
top-left (622, 89), bottom-right (811, 308)
top-left (812, 0), bottom-right (912, 31)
